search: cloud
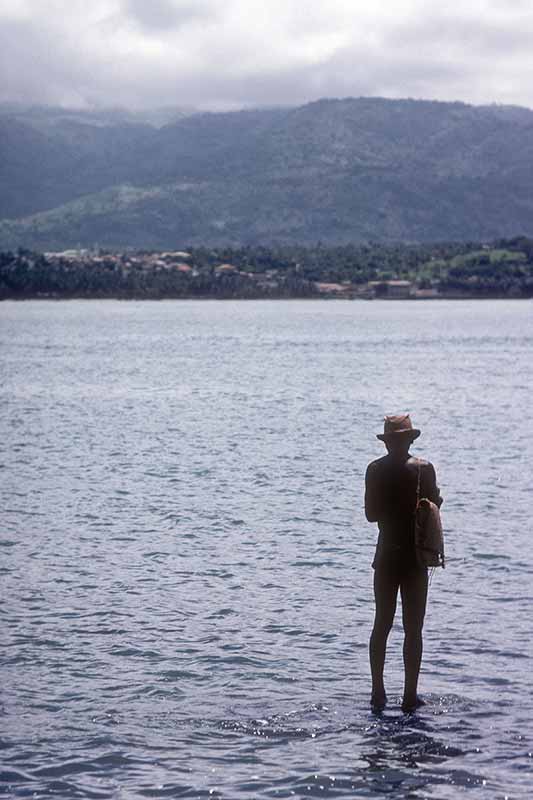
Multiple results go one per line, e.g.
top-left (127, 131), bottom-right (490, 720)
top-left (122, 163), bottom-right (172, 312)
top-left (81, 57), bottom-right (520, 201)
top-left (122, 0), bottom-right (212, 33)
top-left (0, 0), bottom-right (532, 110)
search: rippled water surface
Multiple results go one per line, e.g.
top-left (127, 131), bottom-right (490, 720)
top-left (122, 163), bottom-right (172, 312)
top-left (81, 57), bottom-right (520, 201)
top-left (2, 299), bottom-right (533, 799)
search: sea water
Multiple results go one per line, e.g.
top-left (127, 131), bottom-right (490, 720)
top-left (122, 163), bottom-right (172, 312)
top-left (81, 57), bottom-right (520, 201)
top-left (1, 299), bottom-right (532, 798)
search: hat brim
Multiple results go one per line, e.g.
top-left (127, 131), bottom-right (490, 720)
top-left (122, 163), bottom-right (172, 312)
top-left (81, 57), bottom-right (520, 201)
top-left (377, 429), bottom-right (420, 441)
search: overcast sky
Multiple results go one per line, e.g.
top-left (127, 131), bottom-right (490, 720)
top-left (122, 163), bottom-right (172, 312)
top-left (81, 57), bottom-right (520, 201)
top-left (1, 0), bottom-right (532, 111)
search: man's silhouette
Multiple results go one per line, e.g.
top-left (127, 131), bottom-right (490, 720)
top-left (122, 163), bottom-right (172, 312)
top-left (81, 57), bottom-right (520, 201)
top-left (365, 414), bottom-right (442, 712)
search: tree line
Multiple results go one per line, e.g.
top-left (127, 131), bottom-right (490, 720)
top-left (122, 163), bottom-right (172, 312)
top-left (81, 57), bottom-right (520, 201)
top-left (1, 238), bottom-right (533, 299)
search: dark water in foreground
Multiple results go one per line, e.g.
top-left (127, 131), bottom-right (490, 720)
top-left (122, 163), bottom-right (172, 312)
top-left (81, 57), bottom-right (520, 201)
top-left (2, 299), bottom-right (532, 799)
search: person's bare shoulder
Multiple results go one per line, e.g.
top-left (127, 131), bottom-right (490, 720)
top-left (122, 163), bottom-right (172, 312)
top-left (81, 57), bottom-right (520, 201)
top-left (366, 455), bottom-right (387, 473)
top-left (408, 455), bottom-right (430, 466)
top-left (408, 456), bottom-right (437, 475)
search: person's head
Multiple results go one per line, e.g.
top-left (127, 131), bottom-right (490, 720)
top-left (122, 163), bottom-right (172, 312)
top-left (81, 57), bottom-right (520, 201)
top-left (376, 413), bottom-right (420, 457)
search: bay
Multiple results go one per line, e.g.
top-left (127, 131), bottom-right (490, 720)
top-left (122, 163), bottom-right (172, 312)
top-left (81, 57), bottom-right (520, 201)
top-left (1, 299), bottom-right (532, 798)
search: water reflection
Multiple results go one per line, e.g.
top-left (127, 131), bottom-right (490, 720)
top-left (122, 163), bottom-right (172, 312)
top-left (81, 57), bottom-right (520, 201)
top-left (194, 699), bottom-right (487, 797)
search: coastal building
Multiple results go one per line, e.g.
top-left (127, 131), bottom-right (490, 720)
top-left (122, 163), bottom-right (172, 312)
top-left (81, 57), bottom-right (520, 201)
top-left (160, 251), bottom-right (192, 260)
top-left (45, 249), bottom-right (91, 261)
top-left (413, 287), bottom-right (440, 299)
top-left (385, 280), bottom-right (412, 298)
top-left (314, 282), bottom-right (353, 296)
top-left (368, 280), bottom-right (413, 298)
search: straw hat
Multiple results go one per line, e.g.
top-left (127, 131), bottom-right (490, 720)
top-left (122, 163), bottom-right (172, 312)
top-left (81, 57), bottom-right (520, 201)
top-left (377, 413), bottom-right (420, 441)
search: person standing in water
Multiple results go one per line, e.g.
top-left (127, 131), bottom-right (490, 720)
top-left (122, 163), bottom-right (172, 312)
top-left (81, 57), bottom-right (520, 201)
top-left (365, 414), bottom-right (442, 713)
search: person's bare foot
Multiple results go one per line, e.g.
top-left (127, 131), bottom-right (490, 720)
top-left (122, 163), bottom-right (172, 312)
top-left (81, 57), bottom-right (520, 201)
top-left (370, 692), bottom-right (387, 713)
top-left (401, 695), bottom-right (426, 713)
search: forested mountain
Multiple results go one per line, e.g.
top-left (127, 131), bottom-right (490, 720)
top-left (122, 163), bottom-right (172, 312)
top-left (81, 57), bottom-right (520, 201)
top-left (1, 97), bottom-right (533, 249)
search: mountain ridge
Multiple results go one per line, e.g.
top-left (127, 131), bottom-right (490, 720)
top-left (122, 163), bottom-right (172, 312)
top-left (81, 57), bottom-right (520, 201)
top-left (2, 96), bottom-right (533, 248)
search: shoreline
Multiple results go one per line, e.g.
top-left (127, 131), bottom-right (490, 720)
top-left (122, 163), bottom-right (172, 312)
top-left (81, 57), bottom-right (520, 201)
top-left (3, 239), bottom-right (532, 301)
top-left (1, 294), bottom-right (529, 302)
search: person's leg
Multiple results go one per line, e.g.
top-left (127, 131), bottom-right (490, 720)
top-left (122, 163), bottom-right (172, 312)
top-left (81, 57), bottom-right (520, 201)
top-left (400, 568), bottom-right (428, 711)
top-left (369, 567), bottom-right (399, 709)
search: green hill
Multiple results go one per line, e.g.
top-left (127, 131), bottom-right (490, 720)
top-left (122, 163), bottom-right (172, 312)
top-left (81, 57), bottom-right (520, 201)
top-left (2, 97), bottom-right (533, 248)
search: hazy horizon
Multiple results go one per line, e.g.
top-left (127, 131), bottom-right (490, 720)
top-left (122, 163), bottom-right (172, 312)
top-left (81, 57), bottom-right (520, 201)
top-left (3, 94), bottom-right (533, 117)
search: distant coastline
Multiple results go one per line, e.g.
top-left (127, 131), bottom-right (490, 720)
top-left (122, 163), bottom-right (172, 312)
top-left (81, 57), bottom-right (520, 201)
top-left (2, 238), bottom-right (532, 300)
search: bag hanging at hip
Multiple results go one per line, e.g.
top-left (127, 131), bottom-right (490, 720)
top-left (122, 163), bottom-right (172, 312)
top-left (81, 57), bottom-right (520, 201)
top-left (415, 459), bottom-right (445, 569)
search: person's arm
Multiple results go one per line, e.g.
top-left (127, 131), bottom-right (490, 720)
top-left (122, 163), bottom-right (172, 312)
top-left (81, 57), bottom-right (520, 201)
top-left (365, 463), bottom-right (380, 522)
top-left (425, 462), bottom-right (443, 508)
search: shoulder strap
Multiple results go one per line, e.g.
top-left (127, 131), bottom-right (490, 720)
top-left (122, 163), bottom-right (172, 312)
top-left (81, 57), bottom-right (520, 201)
top-left (416, 458), bottom-right (421, 506)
